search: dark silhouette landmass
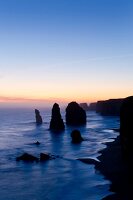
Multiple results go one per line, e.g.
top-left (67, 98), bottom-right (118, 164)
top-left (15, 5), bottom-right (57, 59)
top-left (96, 99), bottom-right (123, 116)
top-left (35, 109), bottom-right (43, 125)
top-left (78, 135), bottom-right (133, 199)
top-left (66, 102), bottom-right (86, 125)
top-left (95, 136), bottom-right (133, 200)
top-left (120, 96), bottom-right (133, 159)
top-left (50, 103), bottom-right (65, 131)
top-left (79, 103), bottom-right (89, 111)
top-left (93, 96), bottom-right (133, 199)
top-left (77, 96), bottom-right (133, 199)
top-left (71, 129), bottom-right (84, 143)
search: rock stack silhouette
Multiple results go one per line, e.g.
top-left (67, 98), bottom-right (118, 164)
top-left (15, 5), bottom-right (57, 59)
top-left (66, 102), bottom-right (86, 126)
top-left (120, 96), bottom-right (133, 160)
top-left (50, 103), bottom-right (65, 131)
top-left (35, 109), bottom-right (43, 125)
top-left (71, 130), bottom-right (84, 143)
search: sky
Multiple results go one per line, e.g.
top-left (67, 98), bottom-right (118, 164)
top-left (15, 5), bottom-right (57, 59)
top-left (0, 0), bottom-right (133, 107)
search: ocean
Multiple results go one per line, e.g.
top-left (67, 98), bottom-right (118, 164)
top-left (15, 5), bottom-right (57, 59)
top-left (0, 108), bottom-right (119, 200)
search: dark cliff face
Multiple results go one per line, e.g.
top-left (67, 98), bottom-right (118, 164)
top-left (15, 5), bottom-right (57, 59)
top-left (50, 103), bottom-right (65, 131)
top-left (66, 102), bottom-right (86, 126)
top-left (35, 109), bottom-right (43, 125)
top-left (120, 96), bottom-right (133, 158)
top-left (96, 99), bottom-right (123, 116)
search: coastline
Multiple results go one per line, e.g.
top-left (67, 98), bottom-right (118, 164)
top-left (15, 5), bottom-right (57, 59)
top-left (95, 136), bottom-right (133, 200)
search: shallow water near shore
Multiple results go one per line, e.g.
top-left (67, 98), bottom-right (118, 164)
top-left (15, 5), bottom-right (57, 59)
top-left (0, 108), bottom-right (119, 200)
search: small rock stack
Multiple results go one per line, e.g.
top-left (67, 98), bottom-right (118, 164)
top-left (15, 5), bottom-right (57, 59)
top-left (35, 109), bottom-right (43, 125)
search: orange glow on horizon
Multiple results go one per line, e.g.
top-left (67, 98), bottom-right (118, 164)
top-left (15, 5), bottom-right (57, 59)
top-left (0, 92), bottom-right (131, 105)
top-left (1, 72), bottom-right (132, 106)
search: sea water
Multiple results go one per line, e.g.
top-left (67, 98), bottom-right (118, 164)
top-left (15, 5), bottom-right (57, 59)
top-left (0, 108), bottom-right (119, 200)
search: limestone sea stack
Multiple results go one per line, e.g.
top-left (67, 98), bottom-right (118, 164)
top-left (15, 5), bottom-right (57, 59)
top-left (66, 102), bottom-right (86, 126)
top-left (120, 96), bottom-right (133, 159)
top-left (50, 103), bottom-right (65, 131)
top-left (35, 109), bottom-right (43, 125)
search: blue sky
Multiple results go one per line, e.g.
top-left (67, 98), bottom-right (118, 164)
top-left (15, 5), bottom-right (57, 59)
top-left (0, 0), bottom-right (133, 106)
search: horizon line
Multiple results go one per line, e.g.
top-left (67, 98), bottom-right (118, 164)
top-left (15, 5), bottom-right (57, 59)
top-left (0, 95), bottom-right (127, 104)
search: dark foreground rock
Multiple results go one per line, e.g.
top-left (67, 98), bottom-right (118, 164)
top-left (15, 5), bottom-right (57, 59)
top-left (66, 102), bottom-right (86, 125)
top-left (96, 99), bottom-right (123, 116)
top-left (94, 136), bottom-right (133, 200)
top-left (120, 96), bottom-right (133, 159)
top-left (16, 153), bottom-right (39, 162)
top-left (112, 128), bottom-right (120, 132)
top-left (78, 158), bottom-right (99, 165)
top-left (35, 109), bottom-right (43, 125)
top-left (16, 153), bottom-right (54, 162)
top-left (50, 103), bottom-right (65, 131)
top-left (40, 153), bottom-right (54, 161)
top-left (71, 130), bottom-right (84, 143)
top-left (91, 96), bottom-right (133, 199)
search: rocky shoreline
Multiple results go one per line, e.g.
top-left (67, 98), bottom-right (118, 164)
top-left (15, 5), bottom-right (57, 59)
top-left (94, 136), bottom-right (133, 200)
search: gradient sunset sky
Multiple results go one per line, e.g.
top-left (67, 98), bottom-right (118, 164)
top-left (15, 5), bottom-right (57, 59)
top-left (0, 0), bottom-right (133, 107)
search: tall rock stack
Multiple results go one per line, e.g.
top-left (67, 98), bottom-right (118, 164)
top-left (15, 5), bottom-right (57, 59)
top-left (120, 96), bottom-right (133, 159)
top-left (50, 103), bottom-right (65, 131)
top-left (35, 109), bottom-right (43, 125)
top-left (66, 102), bottom-right (86, 126)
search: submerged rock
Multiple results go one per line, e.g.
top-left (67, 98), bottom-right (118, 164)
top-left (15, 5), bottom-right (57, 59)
top-left (34, 141), bottom-right (40, 145)
top-left (66, 102), bottom-right (86, 126)
top-left (16, 153), bottom-right (39, 162)
top-left (35, 109), bottom-right (43, 125)
top-left (71, 130), bottom-right (84, 143)
top-left (16, 153), bottom-right (55, 163)
top-left (40, 153), bottom-right (52, 161)
top-left (120, 96), bottom-right (133, 159)
top-left (50, 103), bottom-right (65, 131)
